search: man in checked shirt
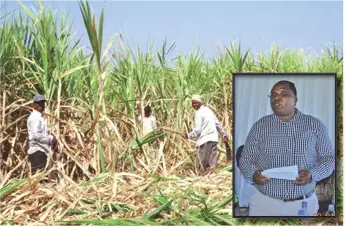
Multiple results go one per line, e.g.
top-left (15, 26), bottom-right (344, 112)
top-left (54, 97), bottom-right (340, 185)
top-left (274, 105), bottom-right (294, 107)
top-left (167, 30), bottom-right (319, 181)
top-left (239, 80), bottom-right (335, 216)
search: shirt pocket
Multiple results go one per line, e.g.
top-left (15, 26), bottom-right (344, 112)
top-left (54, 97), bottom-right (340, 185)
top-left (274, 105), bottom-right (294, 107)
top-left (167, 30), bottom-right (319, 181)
top-left (259, 134), bottom-right (290, 156)
top-left (293, 130), bottom-right (316, 156)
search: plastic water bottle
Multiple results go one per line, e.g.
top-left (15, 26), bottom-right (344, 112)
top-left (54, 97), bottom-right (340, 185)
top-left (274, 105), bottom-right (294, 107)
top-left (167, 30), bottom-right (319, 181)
top-left (302, 201), bottom-right (308, 215)
top-left (298, 209), bottom-right (305, 216)
top-left (332, 195), bottom-right (335, 207)
top-left (298, 201), bottom-right (307, 216)
top-left (326, 204), bottom-right (335, 216)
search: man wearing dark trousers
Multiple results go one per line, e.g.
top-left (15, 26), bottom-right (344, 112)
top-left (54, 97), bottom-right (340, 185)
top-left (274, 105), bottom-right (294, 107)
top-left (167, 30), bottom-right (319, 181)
top-left (183, 95), bottom-right (228, 175)
top-left (27, 94), bottom-right (57, 174)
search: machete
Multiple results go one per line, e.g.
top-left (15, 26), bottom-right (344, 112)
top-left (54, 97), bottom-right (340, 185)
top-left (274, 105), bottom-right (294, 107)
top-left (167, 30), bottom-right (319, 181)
top-left (224, 141), bottom-right (232, 162)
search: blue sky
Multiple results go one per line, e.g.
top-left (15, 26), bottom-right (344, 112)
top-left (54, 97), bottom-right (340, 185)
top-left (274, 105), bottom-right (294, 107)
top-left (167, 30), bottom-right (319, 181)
top-left (1, 0), bottom-right (343, 59)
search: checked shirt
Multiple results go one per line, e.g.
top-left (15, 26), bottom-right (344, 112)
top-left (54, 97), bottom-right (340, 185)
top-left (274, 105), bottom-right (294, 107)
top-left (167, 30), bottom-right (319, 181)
top-left (239, 109), bottom-right (335, 200)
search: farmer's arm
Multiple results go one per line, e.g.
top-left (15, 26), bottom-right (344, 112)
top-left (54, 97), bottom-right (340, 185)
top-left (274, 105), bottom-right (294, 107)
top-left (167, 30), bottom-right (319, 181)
top-left (239, 123), bottom-right (261, 182)
top-left (29, 117), bottom-right (53, 145)
top-left (137, 115), bottom-right (142, 124)
top-left (215, 116), bottom-right (227, 138)
top-left (152, 116), bottom-right (157, 130)
top-left (309, 121), bottom-right (335, 182)
top-left (188, 112), bottom-right (202, 139)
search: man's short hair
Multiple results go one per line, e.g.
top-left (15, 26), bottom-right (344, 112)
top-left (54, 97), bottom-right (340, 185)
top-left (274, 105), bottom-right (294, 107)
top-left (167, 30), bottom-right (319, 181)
top-left (144, 105), bottom-right (151, 115)
top-left (275, 80), bottom-right (297, 97)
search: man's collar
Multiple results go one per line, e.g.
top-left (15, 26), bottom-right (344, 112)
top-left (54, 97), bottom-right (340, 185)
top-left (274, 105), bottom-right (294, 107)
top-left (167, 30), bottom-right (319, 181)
top-left (195, 105), bottom-right (205, 111)
top-left (273, 108), bottom-right (301, 123)
top-left (32, 109), bottom-right (44, 117)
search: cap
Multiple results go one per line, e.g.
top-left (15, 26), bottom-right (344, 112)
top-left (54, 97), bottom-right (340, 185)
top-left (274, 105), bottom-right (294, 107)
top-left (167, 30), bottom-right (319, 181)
top-left (33, 94), bottom-right (47, 102)
top-left (191, 94), bottom-right (203, 103)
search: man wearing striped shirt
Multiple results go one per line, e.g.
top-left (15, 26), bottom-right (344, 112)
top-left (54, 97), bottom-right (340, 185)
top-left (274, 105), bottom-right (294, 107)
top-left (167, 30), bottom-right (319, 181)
top-left (239, 80), bottom-right (335, 216)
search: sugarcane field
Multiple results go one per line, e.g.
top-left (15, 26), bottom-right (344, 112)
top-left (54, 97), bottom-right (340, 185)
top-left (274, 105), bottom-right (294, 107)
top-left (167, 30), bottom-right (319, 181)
top-left (0, 0), bottom-right (343, 226)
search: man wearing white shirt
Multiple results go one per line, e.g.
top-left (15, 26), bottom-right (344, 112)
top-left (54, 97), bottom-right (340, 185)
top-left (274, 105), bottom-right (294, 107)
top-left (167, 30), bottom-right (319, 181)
top-left (183, 95), bottom-right (228, 174)
top-left (27, 94), bottom-right (56, 174)
top-left (142, 105), bottom-right (157, 135)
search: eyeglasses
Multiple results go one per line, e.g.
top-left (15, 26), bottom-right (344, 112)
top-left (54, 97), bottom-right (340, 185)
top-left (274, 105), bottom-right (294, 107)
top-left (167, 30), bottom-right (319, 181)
top-left (267, 91), bottom-right (295, 99)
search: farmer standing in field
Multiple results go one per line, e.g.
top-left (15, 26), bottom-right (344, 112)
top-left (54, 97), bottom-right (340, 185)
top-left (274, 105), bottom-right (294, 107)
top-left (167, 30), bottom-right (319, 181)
top-left (27, 94), bottom-right (57, 175)
top-left (141, 105), bottom-right (157, 136)
top-left (239, 80), bottom-right (335, 216)
top-left (183, 95), bottom-right (228, 175)
top-left (142, 105), bottom-right (159, 148)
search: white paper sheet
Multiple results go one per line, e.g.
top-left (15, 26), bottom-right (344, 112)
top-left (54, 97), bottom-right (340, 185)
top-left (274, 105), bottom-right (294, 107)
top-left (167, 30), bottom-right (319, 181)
top-left (261, 165), bottom-right (298, 180)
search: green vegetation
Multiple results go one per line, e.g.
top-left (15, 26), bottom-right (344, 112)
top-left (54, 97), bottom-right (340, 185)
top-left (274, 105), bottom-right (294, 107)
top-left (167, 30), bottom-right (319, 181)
top-left (0, 0), bottom-right (342, 225)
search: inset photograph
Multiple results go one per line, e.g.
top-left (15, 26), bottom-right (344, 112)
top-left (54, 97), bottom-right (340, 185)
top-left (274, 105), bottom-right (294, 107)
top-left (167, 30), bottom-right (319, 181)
top-left (233, 73), bottom-right (336, 217)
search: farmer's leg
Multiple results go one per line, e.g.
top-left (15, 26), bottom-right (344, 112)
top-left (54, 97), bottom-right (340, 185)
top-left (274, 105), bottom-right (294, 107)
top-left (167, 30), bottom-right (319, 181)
top-left (196, 143), bottom-right (207, 173)
top-left (207, 142), bottom-right (218, 169)
top-left (28, 151), bottom-right (47, 174)
top-left (200, 142), bottom-right (217, 175)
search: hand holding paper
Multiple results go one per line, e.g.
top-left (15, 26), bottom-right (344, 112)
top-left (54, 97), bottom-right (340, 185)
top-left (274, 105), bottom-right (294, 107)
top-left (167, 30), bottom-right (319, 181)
top-left (295, 170), bottom-right (312, 185)
top-left (253, 170), bottom-right (270, 185)
top-left (261, 165), bottom-right (298, 180)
